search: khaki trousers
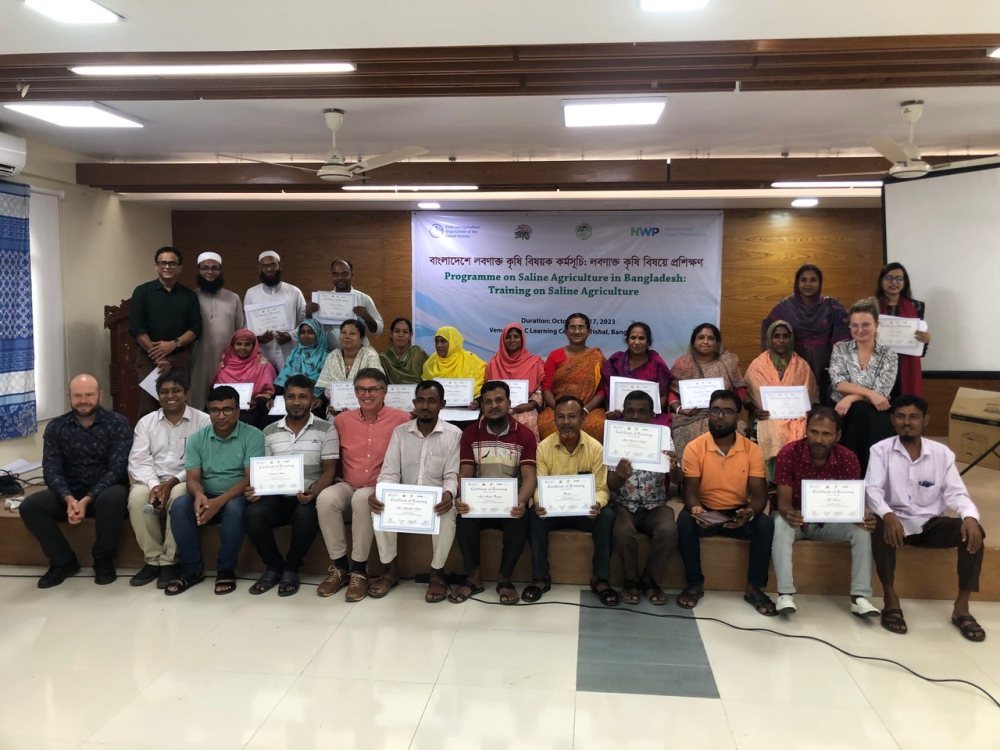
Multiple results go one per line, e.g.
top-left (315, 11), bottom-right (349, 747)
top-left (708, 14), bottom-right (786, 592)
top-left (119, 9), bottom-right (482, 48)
top-left (127, 482), bottom-right (187, 565)
top-left (316, 482), bottom-right (377, 564)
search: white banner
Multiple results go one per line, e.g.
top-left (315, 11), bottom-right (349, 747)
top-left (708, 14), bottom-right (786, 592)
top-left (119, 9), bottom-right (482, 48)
top-left (411, 211), bottom-right (723, 363)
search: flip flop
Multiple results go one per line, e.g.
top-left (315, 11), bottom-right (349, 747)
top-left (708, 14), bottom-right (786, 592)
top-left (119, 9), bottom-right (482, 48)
top-left (447, 579), bottom-right (484, 604)
top-left (952, 614), bottom-right (986, 642)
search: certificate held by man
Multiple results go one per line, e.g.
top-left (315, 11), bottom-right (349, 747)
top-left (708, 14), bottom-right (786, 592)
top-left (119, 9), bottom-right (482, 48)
top-left (460, 477), bottom-right (518, 518)
top-left (311, 291), bottom-right (357, 325)
top-left (801, 480), bottom-right (865, 523)
top-left (603, 421), bottom-right (670, 473)
top-left (537, 474), bottom-right (596, 517)
top-left (250, 454), bottom-right (305, 496)
top-left (244, 302), bottom-right (292, 336)
top-left (679, 377), bottom-right (725, 409)
top-left (385, 384), bottom-right (415, 410)
top-left (373, 482), bottom-right (442, 534)
top-left (329, 380), bottom-right (360, 411)
top-left (438, 377), bottom-right (478, 421)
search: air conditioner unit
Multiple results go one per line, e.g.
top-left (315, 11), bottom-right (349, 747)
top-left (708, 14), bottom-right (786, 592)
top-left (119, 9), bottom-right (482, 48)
top-left (0, 132), bottom-right (27, 177)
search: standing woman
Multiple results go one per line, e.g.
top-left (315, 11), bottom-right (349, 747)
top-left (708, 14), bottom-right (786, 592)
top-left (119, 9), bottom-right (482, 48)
top-left (876, 262), bottom-right (930, 398)
top-left (213, 328), bottom-right (277, 428)
top-left (601, 321), bottom-right (673, 427)
top-left (380, 316), bottom-right (429, 385)
top-left (829, 298), bottom-right (898, 474)
top-left (537, 313), bottom-right (606, 441)
top-left (667, 323), bottom-right (747, 460)
top-left (761, 264), bottom-right (850, 403)
top-left (485, 323), bottom-right (545, 437)
top-left (314, 318), bottom-right (384, 404)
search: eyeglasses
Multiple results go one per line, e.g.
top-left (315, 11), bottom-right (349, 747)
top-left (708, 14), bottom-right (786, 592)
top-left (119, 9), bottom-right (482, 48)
top-left (207, 406), bottom-right (237, 416)
top-left (708, 407), bottom-right (738, 417)
top-left (354, 386), bottom-right (385, 394)
top-left (883, 275), bottom-right (905, 283)
top-left (199, 265), bottom-right (221, 272)
top-left (156, 261), bottom-right (179, 268)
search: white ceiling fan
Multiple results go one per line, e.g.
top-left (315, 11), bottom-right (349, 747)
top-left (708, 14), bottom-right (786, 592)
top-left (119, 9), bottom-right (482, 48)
top-left (220, 108), bottom-right (427, 182)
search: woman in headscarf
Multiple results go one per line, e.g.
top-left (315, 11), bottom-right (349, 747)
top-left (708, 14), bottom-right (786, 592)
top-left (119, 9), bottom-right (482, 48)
top-left (536, 313), bottom-right (606, 442)
top-left (213, 328), bottom-right (277, 427)
top-left (761, 264), bottom-right (850, 403)
top-left (600, 321), bottom-right (673, 427)
top-left (485, 322), bottom-right (545, 437)
top-left (875, 262), bottom-right (930, 398)
top-left (745, 320), bottom-right (819, 479)
top-left (421, 325), bottom-right (487, 404)
top-left (274, 318), bottom-right (328, 393)
top-left (314, 318), bottom-right (384, 407)
top-left (380, 316), bottom-right (429, 385)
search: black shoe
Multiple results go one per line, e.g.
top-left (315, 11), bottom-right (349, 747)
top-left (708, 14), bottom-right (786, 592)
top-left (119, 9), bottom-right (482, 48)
top-left (157, 564), bottom-right (177, 590)
top-left (38, 558), bottom-right (81, 589)
top-left (94, 558), bottom-right (117, 585)
top-left (129, 564), bottom-right (160, 587)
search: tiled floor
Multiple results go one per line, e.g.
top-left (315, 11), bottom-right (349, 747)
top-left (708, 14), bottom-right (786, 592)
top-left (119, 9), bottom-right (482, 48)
top-left (3, 566), bottom-right (1000, 749)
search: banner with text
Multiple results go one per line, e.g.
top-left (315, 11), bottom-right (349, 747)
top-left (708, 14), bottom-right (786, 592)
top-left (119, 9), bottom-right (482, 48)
top-left (411, 211), bottom-right (723, 364)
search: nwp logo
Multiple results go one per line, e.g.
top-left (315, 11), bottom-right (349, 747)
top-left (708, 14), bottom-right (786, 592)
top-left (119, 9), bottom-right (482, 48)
top-left (630, 226), bottom-right (660, 237)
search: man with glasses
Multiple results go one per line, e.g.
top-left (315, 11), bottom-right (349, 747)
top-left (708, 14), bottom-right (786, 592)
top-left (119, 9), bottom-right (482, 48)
top-left (676, 390), bottom-right (777, 615)
top-left (244, 250), bottom-right (306, 371)
top-left (189, 251), bottom-right (245, 409)
top-left (305, 258), bottom-right (385, 350)
top-left (315, 368), bottom-right (410, 601)
top-left (128, 246), bottom-right (203, 416)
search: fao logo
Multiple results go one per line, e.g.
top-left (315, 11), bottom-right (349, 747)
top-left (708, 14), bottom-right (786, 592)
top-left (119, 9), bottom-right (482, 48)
top-left (428, 223), bottom-right (445, 238)
top-left (575, 223), bottom-right (592, 240)
top-left (514, 224), bottom-right (533, 240)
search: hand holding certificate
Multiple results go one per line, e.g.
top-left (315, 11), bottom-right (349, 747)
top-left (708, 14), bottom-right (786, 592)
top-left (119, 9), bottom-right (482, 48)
top-left (460, 477), bottom-right (518, 518)
top-left (877, 315), bottom-right (928, 357)
top-left (438, 378), bottom-right (479, 421)
top-left (249, 455), bottom-right (305, 497)
top-left (609, 376), bottom-right (662, 414)
top-left (372, 482), bottom-right (442, 534)
top-left (537, 474), bottom-right (596, 517)
top-left (385, 384), bottom-right (415, 410)
top-left (329, 381), bottom-right (360, 411)
top-left (311, 291), bottom-right (357, 324)
top-left (800, 480), bottom-right (865, 523)
top-left (500, 379), bottom-right (530, 407)
top-left (760, 386), bottom-right (811, 420)
top-left (603, 421), bottom-right (670, 473)
top-left (245, 302), bottom-right (292, 335)
top-left (678, 377), bottom-right (725, 409)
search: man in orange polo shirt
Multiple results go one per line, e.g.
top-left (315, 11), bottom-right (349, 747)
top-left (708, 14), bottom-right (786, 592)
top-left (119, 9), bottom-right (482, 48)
top-left (676, 390), bottom-right (777, 615)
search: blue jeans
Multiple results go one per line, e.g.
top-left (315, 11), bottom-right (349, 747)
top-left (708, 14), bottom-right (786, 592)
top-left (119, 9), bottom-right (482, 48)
top-left (169, 494), bottom-right (247, 574)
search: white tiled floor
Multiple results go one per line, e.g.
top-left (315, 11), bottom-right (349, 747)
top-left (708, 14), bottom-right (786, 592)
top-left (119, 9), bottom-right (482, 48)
top-left (4, 566), bottom-right (1000, 749)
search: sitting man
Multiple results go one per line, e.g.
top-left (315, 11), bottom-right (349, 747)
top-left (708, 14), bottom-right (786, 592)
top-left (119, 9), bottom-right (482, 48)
top-left (524, 395), bottom-right (616, 606)
top-left (452, 380), bottom-right (537, 604)
top-left (866, 395), bottom-right (986, 641)
top-left (166, 385), bottom-right (265, 596)
top-left (21, 374), bottom-right (132, 588)
top-left (245, 375), bottom-right (337, 597)
top-left (368, 380), bottom-right (460, 603)
top-left (315, 368), bottom-right (410, 602)
top-left (608, 390), bottom-right (676, 606)
top-left (772, 405), bottom-right (879, 618)
top-left (127, 371), bottom-right (211, 588)
top-left (676, 390), bottom-right (776, 615)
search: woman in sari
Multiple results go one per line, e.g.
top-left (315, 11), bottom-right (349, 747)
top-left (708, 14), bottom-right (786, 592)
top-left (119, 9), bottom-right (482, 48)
top-left (875, 262), bottom-right (930, 398)
top-left (274, 318), bottom-right (328, 393)
top-left (421, 325), bottom-right (487, 405)
top-left (213, 328), bottom-right (276, 428)
top-left (537, 313), bottom-right (606, 441)
top-left (745, 320), bottom-right (819, 479)
top-left (380, 316), bottom-right (428, 385)
top-left (485, 322), bottom-right (545, 437)
top-left (315, 318), bottom-right (384, 405)
top-left (761, 264), bottom-right (850, 403)
top-left (667, 323), bottom-right (747, 460)
top-left (600, 321), bottom-right (672, 427)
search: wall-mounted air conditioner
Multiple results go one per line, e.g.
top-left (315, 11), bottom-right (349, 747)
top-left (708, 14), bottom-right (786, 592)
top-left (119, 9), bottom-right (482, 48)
top-left (0, 132), bottom-right (27, 177)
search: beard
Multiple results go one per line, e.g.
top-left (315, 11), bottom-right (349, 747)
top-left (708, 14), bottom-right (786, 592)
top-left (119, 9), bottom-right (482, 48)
top-left (708, 422), bottom-right (736, 439)
top-left (899, 433), bottom-right (918, 445)
top-left (197, 273), bottom-right (225, 294)
top-left (259, 270), bottom-right (282, 287)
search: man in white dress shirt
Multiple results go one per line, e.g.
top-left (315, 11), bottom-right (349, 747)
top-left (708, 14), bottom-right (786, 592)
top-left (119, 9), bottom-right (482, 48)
top-left (866, 395), bottom-right (986, 641)
top-left (126, 371), bottom-right (211, 588)
top-left (305, 258), bottom-right (384, 350)
top-left (244, 250), bottom-right (306, 371)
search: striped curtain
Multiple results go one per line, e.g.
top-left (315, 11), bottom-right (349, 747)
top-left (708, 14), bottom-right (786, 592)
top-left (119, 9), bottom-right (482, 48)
top-left (0, 181), bottom-right (35, 439)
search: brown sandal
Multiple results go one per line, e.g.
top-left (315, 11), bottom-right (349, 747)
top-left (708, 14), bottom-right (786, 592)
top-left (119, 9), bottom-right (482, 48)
top-left (367, 573), bottom-right (399, 598)
top-left (425, 576), bottom-right (449, 603)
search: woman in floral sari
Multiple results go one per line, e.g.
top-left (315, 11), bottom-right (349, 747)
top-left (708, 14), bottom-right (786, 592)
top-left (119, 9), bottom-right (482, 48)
top-left (537, 313), bottom-right (606, 441)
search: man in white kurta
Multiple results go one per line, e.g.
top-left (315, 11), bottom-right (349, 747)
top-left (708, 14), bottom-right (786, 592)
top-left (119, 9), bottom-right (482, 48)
top-left (243, 250), bottom-right (306, 371)
top-left (189, 252), bottom-right (245, 409)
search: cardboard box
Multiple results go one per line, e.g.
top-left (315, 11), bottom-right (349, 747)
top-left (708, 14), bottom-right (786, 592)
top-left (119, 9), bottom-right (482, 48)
top-left (950, 388), bottom-right (1000, 470)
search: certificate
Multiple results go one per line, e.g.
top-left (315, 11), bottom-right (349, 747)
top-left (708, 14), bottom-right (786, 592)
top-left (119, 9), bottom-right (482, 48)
top-left (441, 407), bottom-right (480, 423)
top-left (801, 480), bottom-right (866, 523)
top-left (373, 482), bottom-right (442, 534)
top-left (603, 421), bottom-right (670, 473)
top-left (385, 384), bottom-right (415, 410)
top-left (537, 474), bottom-right (595, 517)
top-left (461, 477), bottom-right (518, 518)
top-left (609, 376), bottom-right (662, 414)
top-left (244, 302), bottom-right (291, 335)
top-left (760, 386), bottom-right (811, 420)
top-left (139, 368), bottom-right (159, 400)
top-left (678, 378), bottom-right (725, 409)
top-left (878, 315), bottom-right (928, 357)
top-left (311, 291), bottom-right (357, 324)
top-left (250, 454), bottom-right (305, 496)
top-left (230, 382), bottom-right (254, 410)
top-left (438, 378), bottom-right (475, 406)
top-left (267, 395), bottom-right (287, 416)
top-left (500, 379), bottom-right (530, 406)
top-left (329, 381), bottom-right (360, 410)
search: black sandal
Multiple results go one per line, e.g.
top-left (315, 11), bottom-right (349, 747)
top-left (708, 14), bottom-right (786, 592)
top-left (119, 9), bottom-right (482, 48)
top-left (591, 579), bottom-right (620, 607)
top-left (214, 569), bottom-right (238, 596)
top-left (881, 608), bottom-right (908, 635)
top-left (277, 570), bottom-right (300, 597)
top-left (744, 587), bottom-right (778, 616)
top-left (677, 586), bottom-right (704, 609)
top-left (952, 614), bottom-right (985, 642)
top-left (447, 579), bottom-right (484, 604)
top-left (496, 581), bottom-right (519, 605)
top-left (520, 576), bottom-right (551, 603)
top-left (164, 570), bottom-right (204, 596)
top-left (249, 569), bottom-right (281, 595)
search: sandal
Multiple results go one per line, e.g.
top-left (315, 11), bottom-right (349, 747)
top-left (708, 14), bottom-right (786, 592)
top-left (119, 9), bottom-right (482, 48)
top-left (642, 583), bottom-right (668, 605)
top-left (277, 570), bottom-right (300, 597)
top-left (249, 569), bottom-right (281, 596)
top-left (164, 570), bottom-right (204, 596)
top-left (744, 587), bottom-right (778, 616)
top-left (880, 608), bottom-right (908, 635)
top-left (425, 575), bottom-right (449, 604)
top-left (367, 573), bottom-right (399, 599)
top-left (677, 586), bottom-right (704, 609)
top-left (214, 569), bottom-right (238, 596)
top-left (447, 579), bottom-right (484, 604)
top-left (951, 614), bottom-right (986, 642)
top-left (620, 583), bottom-right (641, 606)
top-left (496, 581), bottom-right (519, 605)
top-left (591, 579), bottom-right (620, 607)
top-left (520, 576), bottom-right (551, 603)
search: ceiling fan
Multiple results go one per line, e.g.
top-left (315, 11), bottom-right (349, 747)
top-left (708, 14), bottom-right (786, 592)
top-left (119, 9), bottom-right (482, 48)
top-left (821, 100), bottom-right (1000, 180)
top-left (219, 108), bottom-right (427, 182)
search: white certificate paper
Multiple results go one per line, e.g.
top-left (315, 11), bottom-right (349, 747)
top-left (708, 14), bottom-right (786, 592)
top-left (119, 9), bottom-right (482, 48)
top-left (230, 382), bottom-right (254, 410)
top-left (500, 379), bottom-right (530, 406)
top-left (385, 384), bottom-right (415, 410)
top-left (267, 395), bottom-right (287, 416)
top-left (244, 302), bottom-right (292, 335)
top-left (878, 315), bottom-right (928, 357)
top-left (461, 477), bottom-right (518, 518)
top-left (537, 474), bottom-right (596, 517)
top-left (603, 421), bottom-right (671, 473)
top-left (250, 454), bottom-right (305, 496)
top-left (801, 480), bottom-right (865, 523)
top-left (760, 385), bottom-right (811, 420)
top-left (678, 377), bottom-right (725, 409)
top-left (329, 381), bottom-right (360, 411)
top-left (609, 376), bottom-right (662, 414)
top-left (139, 368), bottom-right (159, 399)
top-left (374, 482), bottom-right (442, 534)
top-left (438, 378), bottom-right (475, 406)
top-left (311, 291), bottom-right (357, 324)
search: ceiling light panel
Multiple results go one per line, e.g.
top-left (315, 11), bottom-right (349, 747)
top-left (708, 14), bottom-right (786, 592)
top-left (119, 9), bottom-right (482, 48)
top-left (70, 62), bottom-right (356, 76)
top-left (563, 99), bottom-right (666, 127)
top-left (25, 0), bottom-right (120, 23)
top-left (4, 103), bottom-right (142, 128)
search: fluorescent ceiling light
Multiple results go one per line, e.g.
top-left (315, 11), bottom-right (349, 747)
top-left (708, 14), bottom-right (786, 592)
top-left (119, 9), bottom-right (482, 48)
top-left (4, 103), bottom-right (141, 128)
top-left (341, 185), bottom-right (478, 192)
top-left (417, 202), bottom-right (441, 209)
top-left (563, 99), bottom-right (666, 128)
top-left (71, 62), bottom-right (356, 77)
top-left (772, 180), bottom-right (882, 189)
top-left (25, 0), bottom-right (120, 23)
top-left (791, 198), bottom-right (819, 208)
top-left (989, 48), bottom-right (1000, 59)
top-left (640, 0), bottom-right (710, 11)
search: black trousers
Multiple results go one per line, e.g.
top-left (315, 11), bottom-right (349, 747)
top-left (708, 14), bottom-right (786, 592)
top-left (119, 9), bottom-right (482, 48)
top-left (873, 515), bottom-right (984, 593)
top-left (20, 485), bottom-right (128, 567)
top-left (455, 514), bottom-right (529, 581)
top-left (676, 508), bottom-right (775, 589)
top-left (839, 400), bottom-right (894, 476)
top-left (243, 495), bottom-right (319, 572)
top-left (527, 505), bottom-right (614, 581)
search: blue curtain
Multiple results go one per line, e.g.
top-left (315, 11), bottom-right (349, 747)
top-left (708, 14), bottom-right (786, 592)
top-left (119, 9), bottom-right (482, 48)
top-left (0, 181), bottom-right (36, 440)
